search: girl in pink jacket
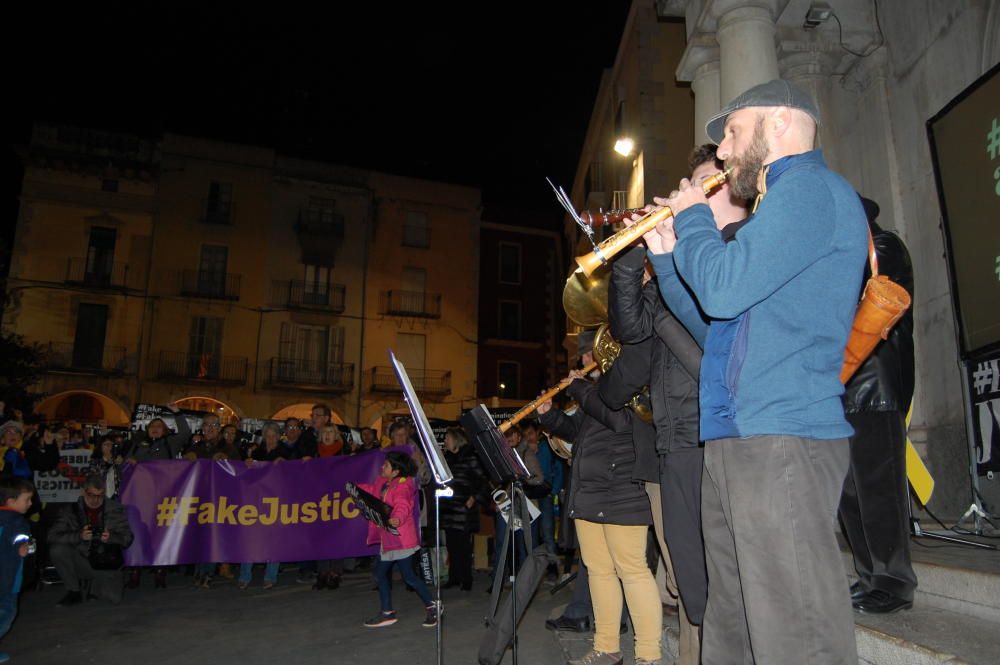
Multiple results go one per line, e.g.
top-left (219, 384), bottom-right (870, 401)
top-left (357, 451), bottom-right (439, 628)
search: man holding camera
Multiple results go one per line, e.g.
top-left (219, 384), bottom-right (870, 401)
top-left (48, 474), bottom-right (134, 606)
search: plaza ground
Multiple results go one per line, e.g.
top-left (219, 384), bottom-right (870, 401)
top-left (3, 566), bottom-right (566, 665)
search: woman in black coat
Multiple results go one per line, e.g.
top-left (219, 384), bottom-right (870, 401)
top-left (440, 427), bottom-right (489, 591)
top-left (538, 333), bottom-right (660, 665)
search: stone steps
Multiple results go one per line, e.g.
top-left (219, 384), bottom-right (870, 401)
top-left (854, 606), bottom-right (998, 665)
top-left (841, 546), bottom-right (1000, 623)
top-left (554, 539), bottom-right (1000, 665)
top-left (841, 537), bottom-right (1000, 665)
top-left (656, 605), bottom-right (1000, 665)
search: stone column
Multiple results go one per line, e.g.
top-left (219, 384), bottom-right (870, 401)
top-left (691, 60), bottom-right (722, 145)
top-left (716, 4), bottom-right (779, 103)
top-left (781, 51), bottom-right (836, 149)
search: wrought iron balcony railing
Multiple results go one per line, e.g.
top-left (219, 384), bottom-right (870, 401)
top-left (266, 358), bottom-right (354, 392)
top-left (296, 209), bottom-right (345, 237)
top-left (156, 350), bottom-right (248, 384)
top-left (378, 290), bottom-right (441, 318)
top-left (201, 199), bottom-right (234, 225)
top-left (402, 223), bottom-right (430, 248)
top-left (180, 270), bottom-right (241, 300)
top-left (43, 342), bottom-right (129, 374)
top-left (367, 366), bottom-right (451, 395)
top-left (65, 258), bottom-right (130, 289)
top-left (275, 280), bottom-right (346, 312)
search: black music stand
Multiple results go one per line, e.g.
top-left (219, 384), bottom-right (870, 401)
top-left (344, 483), bottom-right (400, 535)
top-left (389, 351), bottom-right (454, 665)
top-left (460, 405), bottom-right (532, 665)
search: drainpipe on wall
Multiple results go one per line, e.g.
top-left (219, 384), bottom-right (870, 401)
top-left (253, 307), bottom-right (263, 395)
top-left (134, 188), bottom-right (160, 407)
top-left (356, 189), bottom-right (375, 426)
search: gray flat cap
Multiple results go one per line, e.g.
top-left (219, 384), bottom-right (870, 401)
top-left (705, 79), bottom-right (820, 144)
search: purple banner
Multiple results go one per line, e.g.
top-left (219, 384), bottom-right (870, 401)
top-left (120, 449), bottom-right (407, 566)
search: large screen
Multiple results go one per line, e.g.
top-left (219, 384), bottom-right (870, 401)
top-left (927, 63), bottom-right (1000, 359)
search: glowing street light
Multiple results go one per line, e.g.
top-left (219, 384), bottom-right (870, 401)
top-left (614, 137), bottom-right (635, 157)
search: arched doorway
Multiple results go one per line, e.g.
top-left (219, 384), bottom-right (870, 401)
top-left (271, 402), bottom-right (345, 425)
top-left (175, 396), bottom-right (240, 425)
top-left (35, 391), bottom-right (131, 426)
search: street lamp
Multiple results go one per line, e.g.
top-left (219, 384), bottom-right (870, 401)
top-left (614, 137), bottom-right (635, 157)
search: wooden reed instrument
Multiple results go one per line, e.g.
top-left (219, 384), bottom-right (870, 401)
top-left (498, 360), bottom-right (599, 433)
top-left (579, 209), bottom-right (646, 227)
top-left (574, 168), bottom-right (733, 277)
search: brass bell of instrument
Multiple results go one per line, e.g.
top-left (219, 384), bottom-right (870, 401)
top-left (592, 323), bottom-right (620, 373)
top-left (563, 263), bottom-right (611, 328)
top-left (591, 323), bottom-right (654, 424)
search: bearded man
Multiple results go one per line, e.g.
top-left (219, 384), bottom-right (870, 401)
top-left (643, 79), bottom-right (868, 665)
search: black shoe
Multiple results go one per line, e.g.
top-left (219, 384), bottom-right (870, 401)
top-left (57, 591), bottom-right (83, 607)
top-left (545, 615), bottom-right (591, 633)
top-left (460, 582), bottom-right (472, 592)
top-left (422, 602), bottom-right (441, 628)
top-left (853, 589), bottom-right (913, 614)
top-left (849, 581), bottom-right (868, 601)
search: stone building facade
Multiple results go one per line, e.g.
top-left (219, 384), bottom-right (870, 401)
top-left (6, 125), bottom-right (481, 432)
top-left (569, 0), bottom-right (1000, 514)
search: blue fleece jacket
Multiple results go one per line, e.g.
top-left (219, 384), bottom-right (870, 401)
top-left (650, 150), bottom-right (867, 441)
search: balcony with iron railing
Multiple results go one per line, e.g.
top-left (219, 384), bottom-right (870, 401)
top-left (296, 209), bottom-right (345, 237)
top-left (201, 199), bottom-right (234, 225)
top-left (402, 223), bottom-right (430, 248)
top-left (378, 290), bottom-right (441, 318)
top-left (180, 270), bottom-right (241, 300)
top-left (156, 351), bottom-right (248, 385)
top-left (275, 280), bottom-right (346, 312)
top-left (611, 190), bottom-right (629, 210)
top-left (65, 258), bottom-right (131, 290)
top-left (367, 366), bottom-right (451, 395)
top-left (43, 342), bottom-right (129, 375)
top-left (265, 358), bottom-right (354, 392)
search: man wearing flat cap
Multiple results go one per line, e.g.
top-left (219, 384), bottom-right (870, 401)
top-left (642, 79), bottom-right (868, 664)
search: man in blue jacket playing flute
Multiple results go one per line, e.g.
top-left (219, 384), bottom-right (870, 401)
top-left (642, 79), bottom-right (868, 665)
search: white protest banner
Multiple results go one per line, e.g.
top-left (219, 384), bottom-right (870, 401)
top-left (34, 448), bottom-right (93, 503)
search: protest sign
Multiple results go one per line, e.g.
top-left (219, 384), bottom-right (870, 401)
top-left (34, 448), bottom-right (93, 502)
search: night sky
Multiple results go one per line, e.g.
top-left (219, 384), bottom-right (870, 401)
top-left (8, 3), bottom-right (636, 241)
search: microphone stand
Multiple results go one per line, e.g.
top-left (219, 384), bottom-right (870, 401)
top-left (434, 484), bottom-right (453, 665)
top-left (508, 480), bottom-right (523, 665)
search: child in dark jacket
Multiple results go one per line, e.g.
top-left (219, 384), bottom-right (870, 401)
top-left (0, 478), bottom-right (34, 662)
top-left (356, 451), bottom-right (439, 629)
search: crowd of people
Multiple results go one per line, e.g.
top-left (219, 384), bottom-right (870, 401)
top-left (0, 396), bottom-right (579, 652)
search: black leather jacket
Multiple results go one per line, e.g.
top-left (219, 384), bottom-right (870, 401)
top-left (596, 335), bottom-right (659, 483)
top-left (843, 221), bottom-right (915, 413)
top-left (605, 246), bottom-right (701, 454)
top-left (439, 444), bottom-right (490, 532)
